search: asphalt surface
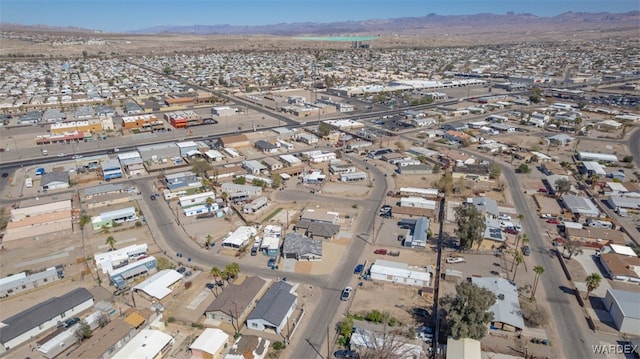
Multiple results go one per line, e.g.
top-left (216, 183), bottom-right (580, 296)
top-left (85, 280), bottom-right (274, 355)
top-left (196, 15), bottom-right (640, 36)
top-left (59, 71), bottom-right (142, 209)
top-left (133, 153), bottom-right (387, 359)
top-left (459, 149), bottom-right (598, 359)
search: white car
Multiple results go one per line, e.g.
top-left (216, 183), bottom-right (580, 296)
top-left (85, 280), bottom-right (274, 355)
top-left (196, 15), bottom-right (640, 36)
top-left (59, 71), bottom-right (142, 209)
top-left (340, 287), bottom-right (353, 301)
top-left (446, 256), bottom-right (465, 264)
top-left (497, 214), bottom-right (512, 221)
top-left (72, 154), bottom-right (83, 160)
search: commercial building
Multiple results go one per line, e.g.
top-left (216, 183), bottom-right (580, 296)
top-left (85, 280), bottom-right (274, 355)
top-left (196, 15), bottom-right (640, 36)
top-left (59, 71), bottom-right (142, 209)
top-left (211, 106), bottom-right (237, 116)
top-left (603, 289), bottom-right (640, 336)
top-left (176, 141), bottom-right (199, 157)
top-left (471, 277), bottom-right (525, 332)
top-left (204, 276), bottom-right (268, 326)
top-left (369, 259), bottom-right (431, 287)
top-left (0, 288), bottom-right (94, 351)
top-left (220, 134), bottom-right (250, 148)
top-left (121, 114), bottom-right (159, 129)
top-left (91, 207), bottom-right (138, 230)
top-left (101, 158), bottom-right (123, 181)
top-left (3, 200), bottom-right (73, 242)
top-left (164, 110), bottom-right (199, 128)
top-left (137, 142), bottom-right (181, 163)
top-left (247, 281), bottom-right (297, 335)
top-left (50, 120), bottom-right (102, 135)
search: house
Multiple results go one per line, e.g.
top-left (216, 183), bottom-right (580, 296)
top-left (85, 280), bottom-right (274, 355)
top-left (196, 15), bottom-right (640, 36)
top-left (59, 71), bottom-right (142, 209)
top-left (0, 288), bottom-right (94, 351)
top-left (350, 327), bottom-right (423, 358)
top-left (221, 183), bottom-right (263, 196)
top-left (262, 157), bottom-right (283, 171)
top-left (176, 141), bottom-right (199, 157)
top-left (296, 133), bottom-right (319, 145)
top-left (398, 165), bottom-right (433, 175)
top-left (260, 225), bottom-right (282, 257)
top-left (40, 171), bottom-right (69, 191)
top-left (561, 195), bottom-right (600, 218)
top-left (581, 161), bottom-right (607, 177)
top-left (546, 134), bottom-right (575, 146)
top-left (446, 338), bottom-right (482, 359)
top-left (467, 197), bottom-right (499, 218)
top-left (0, 266), bottom-right (62, 298)
top-left (222, 226), bottom-right (258, 249)
top-left (302, 170), bottom-right (326, 184)
top-left (439, 149), bottom-right (476, 167)
top-left (452, 165), bottom-right (491, 182)
top-left (294, 220), bottom-right (340, 240)
top-left (402, 217), bottom-right (430, 248)
top-left (101, 158), bottom-right (123, 181)
top-left (471, 277), bottom-right (525, 332)
top-left (133, 269), bottom-right (183, 302)
top-left (577, 152), bottom-right (618, 163)
top-left (340, 172), bottom-right (367, 182)
top-left (565, 227), bottom-right (627, 247)
top-left (111, 329), bottom-right (174, 359)
top-left (282, 233), bottom-right (322, 261)
top-left (400, 197), bottom-right (437, 210)
top-left (368, 148), bottom-right (394, 160)
top-left (204, 276), bottom-right (268, 326)
top-left (369, 259), bottom-right (431, 287)
top-left (299, 209), bottom-right (339, 224)
top-left (599, 253), bottom-right (640, 283)
top-left (279, 154), bottom-right (302, 167)
top-left (602, 289), bottom-right (640, 336)
top-left (94, 243), bottom-right (148, 274)
top-left (254, 140), bottom-right (279, 154)
top-left (242, 160), bottom-right (268, 175)
top-left (108, 256), bottom-right (157, 288)
top-left (606, 196), bottom-right (640, 211)
top-left (91, 207), bottom-right (138, 230)
top-left (246, 281), bottom-right (297, 335)
top-left (189, 328), bottom-right (230, 359)
top-left (444, 130), bottom-right (475, 144)
top-left (225, 335), bottom-right (270, 359)
top-left (204, 150), bottom-right (225, 162)
top-left (67, 318), bottom-right (137, 359)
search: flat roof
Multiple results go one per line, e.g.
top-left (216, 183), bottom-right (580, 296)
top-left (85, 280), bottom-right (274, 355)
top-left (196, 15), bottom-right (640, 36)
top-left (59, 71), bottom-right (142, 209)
top-left (189, 328), bottom-right (229, 355)
top-left (111, 329), bottom-right (173, 359)
top-left (133, 269), bottom-right (182, 300)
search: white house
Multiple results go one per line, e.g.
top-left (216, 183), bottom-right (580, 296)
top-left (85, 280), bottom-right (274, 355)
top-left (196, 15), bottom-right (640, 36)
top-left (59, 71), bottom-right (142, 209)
top-left (112, 329), bottom-right (174, 359)
top-left (222, 226), bottom-right (258, 249)
top-left (369, 260), bottom-right (431, 287)
top-left (189, 328), bottom-right (230, 359)
top-left (246, 281), bottom-right (297, 335)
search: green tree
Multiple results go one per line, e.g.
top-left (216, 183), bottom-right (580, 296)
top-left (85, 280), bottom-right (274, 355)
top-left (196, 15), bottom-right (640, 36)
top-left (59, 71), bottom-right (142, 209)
top-left (365, 309), bottom-right (384, 323)
top-left (511, 251), bottom-right (524, 281)
top-left (622, 155), bottom-right (634, 163)
top-left (79, 214), bottom-right (91, 230)
top-left (191, 159), bottom-right (212, 177)
top-left (436, 171), bottom-right (454, 195)
top-left (220, 192), bottom-right (228, 202)
top-left (205, 196), bottom-right (215, 213)
top-left (339, 315), bottom-right (354, 338)
top-left (555, 178), bottom-right (571, 196)
top-left (440, 281), bottom-right (496, 340)
top-left (585, 273), bottom-right (602, 299)
top-left (531, 265), bottom-right (545, 300)
top-left (518, 163), bottom-right (531, 174)
top-left (529, 87), bottom-right (542, 104)
top-left (271, 173), bottom-right (282, 189)
top-left (105, 236), bottom-right (116, 250)
top-left (225, 262), bottom-right (241, 279)
top-left (232, 176), bottom-right (246, 185)
top-left (317, 122), bottom-right (332, 137)
top-left (74, 320), bottom-right (92, 342)
top-left (489, 162), bottom-right (502, 179)
top-left (454, 204), bottom-right (486, 250)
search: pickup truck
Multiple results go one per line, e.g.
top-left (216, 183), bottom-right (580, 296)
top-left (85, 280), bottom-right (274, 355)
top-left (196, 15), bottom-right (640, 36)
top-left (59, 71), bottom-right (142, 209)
top-left (387, 250), bottom-right (400, 257)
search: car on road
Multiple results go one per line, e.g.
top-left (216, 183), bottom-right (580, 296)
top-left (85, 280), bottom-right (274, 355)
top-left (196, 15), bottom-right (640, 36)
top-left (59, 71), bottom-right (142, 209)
top-left (57, 153), bottom-right (66, 157)
top-left (446, 256), bottom-right (465, 264)
top-left (374, 248), bottom-right (388, 255)
top-left (340, 287), bottom-right (353, 301)
top-left (354, 264), bottom-right (364, 275)
top-left (547, 218), bottom-right (561, 225)
top-left (334, 350), bottom-right (360, 359)
top-left (522, 245), bottom-right (531, 256)
top-left (72, 154), bottom-right (83, 159)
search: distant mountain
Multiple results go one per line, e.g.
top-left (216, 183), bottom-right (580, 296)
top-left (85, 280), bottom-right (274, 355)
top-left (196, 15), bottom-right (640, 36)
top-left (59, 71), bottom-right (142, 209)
top-left (128, 11), bottom-right (640, 35)
top-left (0, 23), bottom-right (99, 33)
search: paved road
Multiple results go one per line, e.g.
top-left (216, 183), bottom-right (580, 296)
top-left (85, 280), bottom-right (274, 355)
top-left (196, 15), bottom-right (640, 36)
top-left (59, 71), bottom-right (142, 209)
top-left (459, 149), bottom-right (597, 359)
top-left (629, 127), bottom-right (640, 169)
top-left (134, 153), bottom-right (387, 359)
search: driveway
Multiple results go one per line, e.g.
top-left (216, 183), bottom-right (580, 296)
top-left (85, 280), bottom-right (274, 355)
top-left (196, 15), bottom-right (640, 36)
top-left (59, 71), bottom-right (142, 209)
top-left (572, 252), bottom-right (612, 297)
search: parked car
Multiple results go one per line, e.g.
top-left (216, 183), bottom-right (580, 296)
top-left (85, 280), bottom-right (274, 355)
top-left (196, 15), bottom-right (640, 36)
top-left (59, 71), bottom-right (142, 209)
top-left (522, 245), bottom-right (531, 256)
top-left (251, 247), bottom-right (258, 256)
top-left (374, 249), bottom-right (388, 255)
top-left (387, 250), bottom-right (400, 257)
top-left (547, 218), bottom-right (561, 225)
top-left (267, 257), bottom-right (276, 268)
top-left (538, 188), bottom-right (548, 193)
top-left (446, 256), bottom-right (465, 264)
top-left (177, 267), bottom-right (187, 274)
top-left (64, 317), bottom-right (80, 328)
top-left (540, 213), bottom-right (552, 219)
top-left (206, 283), bottom-right (215, 290)
top-left (497, 214), bottom-right (512, 221)
top-left (504, 227), bottom-right (519, 235)
top-left (334, 350), bottom-right (360, 359)
top-left (1, 173), bottom-right (8, 178)
top-left (340, 287), bottom-right (353, 301)
top-left (354, 264), bottom-right (364, 275)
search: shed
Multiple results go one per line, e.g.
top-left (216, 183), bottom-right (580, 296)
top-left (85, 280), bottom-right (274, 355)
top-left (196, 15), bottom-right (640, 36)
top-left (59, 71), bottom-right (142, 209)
top-left (189, 328), bottom-right (230, 359)
top-left (446, 338), bottom-right (482, 359)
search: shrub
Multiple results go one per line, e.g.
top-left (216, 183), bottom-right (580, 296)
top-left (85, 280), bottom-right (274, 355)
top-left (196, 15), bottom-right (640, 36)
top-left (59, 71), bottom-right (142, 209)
top-left (273, 341), bottom-right (286, 350)
top-left (167, 317), bottom-right (176, 323)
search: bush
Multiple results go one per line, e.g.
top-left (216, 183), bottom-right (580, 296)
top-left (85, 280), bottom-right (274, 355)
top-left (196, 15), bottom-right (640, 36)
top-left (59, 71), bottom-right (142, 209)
top-left (167, 317), bottom-right (176, 323)
top-left (273, 341), bottom-right (286, 350)
top-left (623, 155), bottom-right (634, 163)
top-left (191, 322), bottom-right (204, 329)
top-left (365, 310), bottom-right (384, 323)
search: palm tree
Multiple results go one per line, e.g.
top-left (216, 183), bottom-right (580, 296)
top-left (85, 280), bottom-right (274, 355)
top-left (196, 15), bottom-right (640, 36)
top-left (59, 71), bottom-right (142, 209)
top-left (512, 251), bottom-right (524, 281)
top-left (79, 214), bottom-right (91, 231)
top-left (105, 236), bottom-right (116, 250)
top-left (205, 234), bottom-right (213, 249)
top-left (585, 273), bottom-right (602, 299)
top-left (514, 233), bottom-right (528, 253)
top-left (225, 262), bottom-right (241, 280)
top-left (531, 265), bottom-right (545, 300)
top-left (521, 234), bottom-right (530, 249)
top-left (220, 192), bottom-right (228, 203)
top-left (210, 266), bottom-right (223, 295)
top-left (205, 196), bottom-right (215, 214)
top-left (517, 213), bottom-right (525, 224)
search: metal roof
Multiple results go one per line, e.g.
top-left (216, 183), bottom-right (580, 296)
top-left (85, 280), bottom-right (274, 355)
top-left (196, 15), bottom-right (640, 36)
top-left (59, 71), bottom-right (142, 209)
top-left (607, 289), bottom-right (640, 320)
top-left (0, 288), bottom-right (93, 344)
top-left (283, 233), bottom-right (322, 257)
top-left (471, 277), bottom-right (525, 330)
top-left (205, 276), bottom-right (266, 314)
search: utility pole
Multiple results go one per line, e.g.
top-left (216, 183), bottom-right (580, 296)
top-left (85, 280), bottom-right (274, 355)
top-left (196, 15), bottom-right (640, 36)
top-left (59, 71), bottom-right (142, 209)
top-left (326, 325), bottom-right (330, 359)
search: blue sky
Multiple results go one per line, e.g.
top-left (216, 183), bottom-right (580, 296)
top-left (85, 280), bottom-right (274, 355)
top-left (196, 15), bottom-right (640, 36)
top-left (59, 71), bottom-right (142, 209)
top-left (2, 0), bottom-right (638, 32)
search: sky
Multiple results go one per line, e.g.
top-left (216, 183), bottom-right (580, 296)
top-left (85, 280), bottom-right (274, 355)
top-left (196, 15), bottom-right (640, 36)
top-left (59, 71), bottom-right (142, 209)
top-left (2, 0), bottom-right (639, 32)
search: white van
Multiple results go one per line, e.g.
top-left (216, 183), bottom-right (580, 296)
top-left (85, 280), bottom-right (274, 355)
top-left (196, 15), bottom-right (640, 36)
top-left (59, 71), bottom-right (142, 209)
top-left (25, 177), bottom-right (33, 188)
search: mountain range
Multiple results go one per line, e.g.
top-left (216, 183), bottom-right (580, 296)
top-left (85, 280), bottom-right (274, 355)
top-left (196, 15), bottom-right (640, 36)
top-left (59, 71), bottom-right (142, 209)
top-left (1, 11), bottom-right (637, 36)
